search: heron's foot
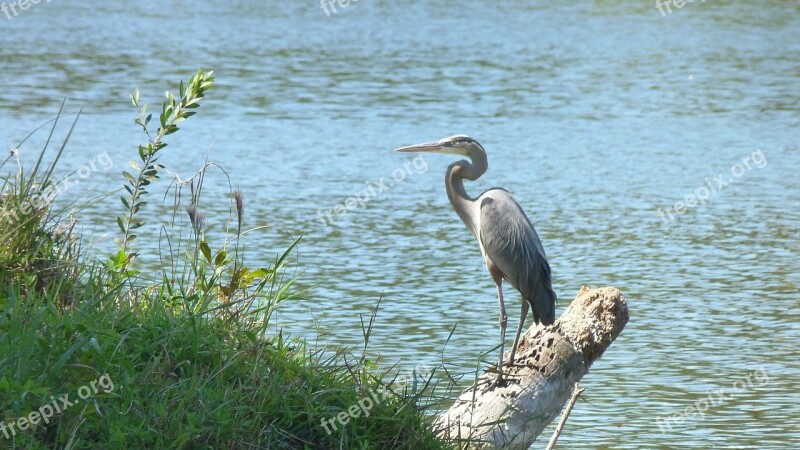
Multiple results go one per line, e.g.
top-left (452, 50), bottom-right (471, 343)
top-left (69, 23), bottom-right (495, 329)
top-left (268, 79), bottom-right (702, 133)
top-left (491, 361), bottom-right (508, 385)
top-left (490, 369), bottom-right (517, 389)
top-left (492, 372), bottom-right (504, 388)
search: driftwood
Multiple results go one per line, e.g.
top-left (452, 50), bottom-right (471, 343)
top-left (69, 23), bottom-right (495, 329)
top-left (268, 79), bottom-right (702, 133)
top-left (434, 286), bottom-right (628, 449)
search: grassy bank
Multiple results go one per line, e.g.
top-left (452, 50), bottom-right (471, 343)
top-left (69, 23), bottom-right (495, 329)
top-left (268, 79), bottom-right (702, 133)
top-left (0, 70), bottom-right (452, 449)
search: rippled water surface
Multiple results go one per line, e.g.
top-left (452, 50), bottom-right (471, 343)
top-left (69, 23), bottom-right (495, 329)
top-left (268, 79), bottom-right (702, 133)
top-left (2, 1), bottom-right (799, 448)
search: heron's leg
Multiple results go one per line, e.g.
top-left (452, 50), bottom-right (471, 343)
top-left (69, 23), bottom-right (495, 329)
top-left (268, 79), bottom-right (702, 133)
top-left (489, 265), bottom-right (507, 380)
top-left (509, 300), bottom-right (529, 366)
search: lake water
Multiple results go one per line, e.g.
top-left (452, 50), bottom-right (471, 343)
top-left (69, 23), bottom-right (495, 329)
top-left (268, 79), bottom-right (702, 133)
top-left (1, 1), bottom-right (799, 448)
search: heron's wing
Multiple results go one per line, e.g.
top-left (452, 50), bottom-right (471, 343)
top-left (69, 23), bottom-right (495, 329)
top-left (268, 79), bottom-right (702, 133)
top-left (478, 190), bottom-right (557, 325)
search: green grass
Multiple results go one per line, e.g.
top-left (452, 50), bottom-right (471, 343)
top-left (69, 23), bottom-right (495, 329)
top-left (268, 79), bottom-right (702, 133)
top-left (0, 71), bottom-right (454, 449)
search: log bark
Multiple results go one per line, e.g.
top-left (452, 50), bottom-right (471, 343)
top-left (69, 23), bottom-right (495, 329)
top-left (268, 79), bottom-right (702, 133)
top-left (434, 286), bottom-right (628, 449)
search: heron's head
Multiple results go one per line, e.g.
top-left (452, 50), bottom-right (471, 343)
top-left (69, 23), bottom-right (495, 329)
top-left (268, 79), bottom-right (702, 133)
top-left (394, 135), bottom-right (484, 156)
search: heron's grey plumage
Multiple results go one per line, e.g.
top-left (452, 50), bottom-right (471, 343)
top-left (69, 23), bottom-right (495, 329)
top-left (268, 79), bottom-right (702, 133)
top-left (478, 191), bottom-right (556, 325)
top-left (395, 135), bottom-right (557, 382)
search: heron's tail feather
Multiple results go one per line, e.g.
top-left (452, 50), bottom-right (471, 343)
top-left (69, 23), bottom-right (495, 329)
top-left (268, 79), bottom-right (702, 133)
top-left (528, 266), bottom-right (557, 326)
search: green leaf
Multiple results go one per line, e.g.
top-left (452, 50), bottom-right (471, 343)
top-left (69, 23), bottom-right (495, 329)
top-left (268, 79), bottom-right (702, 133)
top-left (200, 241), bottom-right (212, 262)
top-left (250, 268), bottom-right (271, 279)
top-left (234, 267), bottom-right (248, 284)
top-left (113, 249), bottom-right (126, 265)
top-left (50, 336), bottom-right (88, 378)
top-left (215, 250), bottom-right (226, 266)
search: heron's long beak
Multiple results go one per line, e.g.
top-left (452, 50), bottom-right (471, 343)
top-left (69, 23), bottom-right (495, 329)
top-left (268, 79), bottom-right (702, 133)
top-left (394, 140), bottom-right (448, 153)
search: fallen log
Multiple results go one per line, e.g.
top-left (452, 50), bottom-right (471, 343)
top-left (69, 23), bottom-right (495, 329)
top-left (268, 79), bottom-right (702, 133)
top-left (434, 286), bottom-right (628, 449)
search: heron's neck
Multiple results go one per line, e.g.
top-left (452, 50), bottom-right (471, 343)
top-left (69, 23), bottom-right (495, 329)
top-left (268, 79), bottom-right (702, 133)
top-left (445, 149), bottom-right (487, 237)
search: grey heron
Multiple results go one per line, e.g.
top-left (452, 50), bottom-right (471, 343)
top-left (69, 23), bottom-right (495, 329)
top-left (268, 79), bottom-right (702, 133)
top-left (395, 135), bottom-right (557, 382)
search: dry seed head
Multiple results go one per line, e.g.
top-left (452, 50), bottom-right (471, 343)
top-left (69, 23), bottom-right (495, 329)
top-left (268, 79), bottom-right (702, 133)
top-left (233, 190), bottom-right (244, 228)
top-left (186, 205), bottom-right (206, 235)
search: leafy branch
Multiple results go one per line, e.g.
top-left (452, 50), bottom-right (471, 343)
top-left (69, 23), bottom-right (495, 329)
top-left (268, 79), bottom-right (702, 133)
top-left (114, 69), bottom-right (215, 268)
